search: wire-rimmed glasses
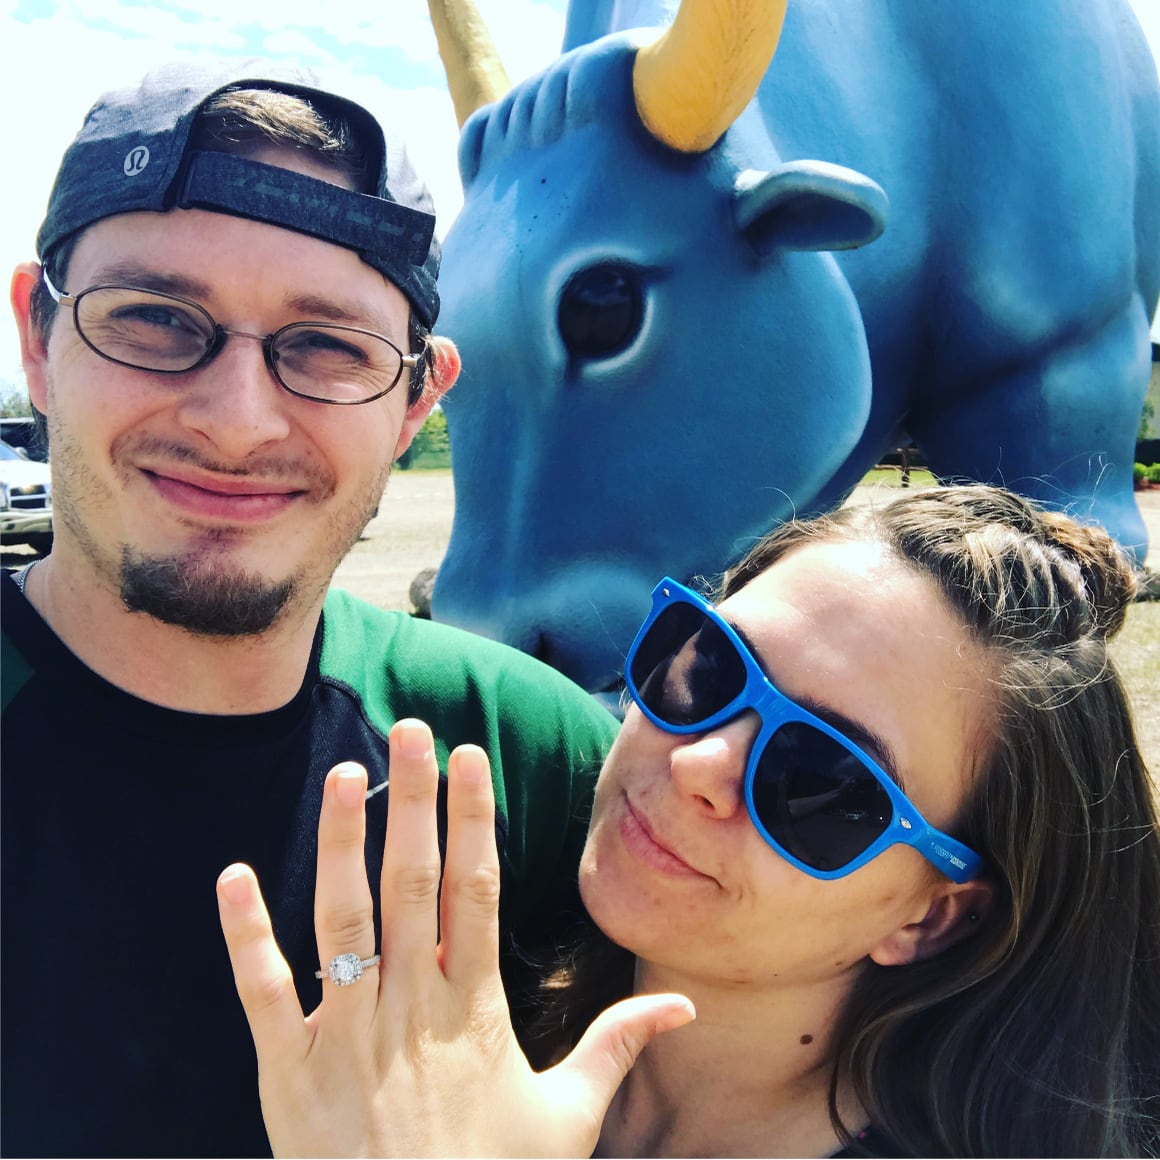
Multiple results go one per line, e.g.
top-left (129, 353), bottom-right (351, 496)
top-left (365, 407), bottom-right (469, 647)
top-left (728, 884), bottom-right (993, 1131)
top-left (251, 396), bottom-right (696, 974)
top-left (43, 272), bottom-right (420, 405)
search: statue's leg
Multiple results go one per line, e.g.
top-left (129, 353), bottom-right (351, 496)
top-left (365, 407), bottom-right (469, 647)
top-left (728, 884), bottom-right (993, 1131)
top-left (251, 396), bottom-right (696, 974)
top-left (908, 300), bottom-right (1152, 565)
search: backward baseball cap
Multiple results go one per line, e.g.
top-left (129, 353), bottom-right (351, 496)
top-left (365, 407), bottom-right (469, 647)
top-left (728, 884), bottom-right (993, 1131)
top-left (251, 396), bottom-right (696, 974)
top-left (36, 59), bottom-right (440, 328)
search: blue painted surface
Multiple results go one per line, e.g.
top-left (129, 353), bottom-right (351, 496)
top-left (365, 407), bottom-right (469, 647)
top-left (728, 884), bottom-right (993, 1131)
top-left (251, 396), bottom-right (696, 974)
top-left (434, 0), bottom-right (1160, 696)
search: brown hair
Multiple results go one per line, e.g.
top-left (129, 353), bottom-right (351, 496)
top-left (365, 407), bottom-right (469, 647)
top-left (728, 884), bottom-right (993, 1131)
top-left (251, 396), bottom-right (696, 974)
top-left (530, 486), bottom-right (1160, 1156)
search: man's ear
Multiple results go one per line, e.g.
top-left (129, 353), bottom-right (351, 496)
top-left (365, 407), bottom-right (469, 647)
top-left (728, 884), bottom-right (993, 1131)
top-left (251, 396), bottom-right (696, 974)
top-left (393, 336), bottom-right (461, 460)
top-left (869, 878), bottom-right (995, 967)
top-left (11, 263), bottom-right (50, 414)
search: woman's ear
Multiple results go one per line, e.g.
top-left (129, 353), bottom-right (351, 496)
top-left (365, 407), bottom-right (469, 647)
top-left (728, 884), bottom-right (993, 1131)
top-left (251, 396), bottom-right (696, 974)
top-left (869, 878), bottom-right (995, 967)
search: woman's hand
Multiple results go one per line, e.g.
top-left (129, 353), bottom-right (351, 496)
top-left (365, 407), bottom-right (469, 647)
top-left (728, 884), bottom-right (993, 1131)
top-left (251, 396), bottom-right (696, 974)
top-left (216, 718), bottom-right (694, 1157)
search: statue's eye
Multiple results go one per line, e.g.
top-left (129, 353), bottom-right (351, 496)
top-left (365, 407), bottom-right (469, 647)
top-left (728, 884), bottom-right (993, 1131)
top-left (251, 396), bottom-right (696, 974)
top-left (557, 264), bottom-right (643, 358)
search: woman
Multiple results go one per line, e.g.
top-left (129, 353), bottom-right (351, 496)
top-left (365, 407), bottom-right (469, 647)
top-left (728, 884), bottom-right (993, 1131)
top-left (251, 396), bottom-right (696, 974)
top-left (218, 485), bottom-right (1160, 1157)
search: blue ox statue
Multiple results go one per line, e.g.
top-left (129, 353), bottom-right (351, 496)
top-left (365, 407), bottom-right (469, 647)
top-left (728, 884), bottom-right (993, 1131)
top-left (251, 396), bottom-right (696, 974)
top-left (428, 0), bottom-right (1160, 698)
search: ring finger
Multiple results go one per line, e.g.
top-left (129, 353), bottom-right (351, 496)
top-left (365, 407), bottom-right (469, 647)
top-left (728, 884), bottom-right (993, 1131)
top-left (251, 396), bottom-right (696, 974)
top-left (314, 762), bottom-right (380, 1001)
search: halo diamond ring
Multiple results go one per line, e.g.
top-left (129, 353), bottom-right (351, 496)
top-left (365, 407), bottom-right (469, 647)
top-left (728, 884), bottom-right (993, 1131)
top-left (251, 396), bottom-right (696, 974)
top-left (314, 952), bottom-right (381, 987)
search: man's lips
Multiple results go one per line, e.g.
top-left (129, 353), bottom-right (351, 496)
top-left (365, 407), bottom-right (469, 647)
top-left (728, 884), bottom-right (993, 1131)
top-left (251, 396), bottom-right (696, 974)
top-left (142, 466), bottom-right (308, 522)
top-left (620, 796), bottom-right (713, 880)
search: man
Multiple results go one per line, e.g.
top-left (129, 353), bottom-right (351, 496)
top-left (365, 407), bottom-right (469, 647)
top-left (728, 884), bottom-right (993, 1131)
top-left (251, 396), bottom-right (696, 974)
top-left (0, 61), bottom-right (618, 1157)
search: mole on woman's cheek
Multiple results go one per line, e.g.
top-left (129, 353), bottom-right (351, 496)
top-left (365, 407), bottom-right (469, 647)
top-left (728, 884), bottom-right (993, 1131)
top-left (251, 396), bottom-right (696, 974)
top-left (799, 1034), bottom-right (814, 1045)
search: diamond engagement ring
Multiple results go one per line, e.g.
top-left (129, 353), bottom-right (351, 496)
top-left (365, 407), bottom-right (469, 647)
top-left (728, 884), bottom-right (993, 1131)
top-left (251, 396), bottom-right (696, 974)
top-left (314, 952), bottom-right (381, 987)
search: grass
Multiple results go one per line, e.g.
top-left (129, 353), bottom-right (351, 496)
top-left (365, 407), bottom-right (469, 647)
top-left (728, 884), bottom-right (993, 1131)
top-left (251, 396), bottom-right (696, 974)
top-left (859, 467), bottom-right (937, 488)
top-left (1111, 601), bottom-right (1160, 777)
top-left (396, 453), bottom-right (452, 471)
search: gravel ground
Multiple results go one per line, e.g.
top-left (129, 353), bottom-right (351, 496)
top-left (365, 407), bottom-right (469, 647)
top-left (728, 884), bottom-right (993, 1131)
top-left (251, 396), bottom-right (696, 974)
top-left (330, 468), bottom-right (457, 612)
top-left (336, 469), bottom-right (1160, 609)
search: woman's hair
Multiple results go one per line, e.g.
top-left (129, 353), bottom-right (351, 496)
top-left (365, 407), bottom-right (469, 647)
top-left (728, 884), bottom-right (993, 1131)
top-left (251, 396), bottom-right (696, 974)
top-left (724, 485), bottom-right (1160, 1156)
top-left (529, 485), bottom-right (1160, 1157)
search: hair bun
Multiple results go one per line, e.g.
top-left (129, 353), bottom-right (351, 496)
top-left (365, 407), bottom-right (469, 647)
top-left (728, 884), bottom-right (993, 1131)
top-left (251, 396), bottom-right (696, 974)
top-left (1037, 511), bottom-right (1137, 639)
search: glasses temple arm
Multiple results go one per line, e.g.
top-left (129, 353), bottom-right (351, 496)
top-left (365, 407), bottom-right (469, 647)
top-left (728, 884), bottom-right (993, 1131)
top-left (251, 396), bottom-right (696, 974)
top-left (41, 270), bottom-right (74, 307)
top-left (912, 825), bottom-right (985, 884)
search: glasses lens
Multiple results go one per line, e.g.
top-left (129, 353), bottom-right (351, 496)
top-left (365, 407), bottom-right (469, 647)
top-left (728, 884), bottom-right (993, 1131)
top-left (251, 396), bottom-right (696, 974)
top-left (751, 723), bottom-right (893, 872)
top-left (75, 288), bottom-right (214, 371)
top-left (272, 324), bottom-right (403, 403)
top-left (630, 602), bottom-right (748, 727)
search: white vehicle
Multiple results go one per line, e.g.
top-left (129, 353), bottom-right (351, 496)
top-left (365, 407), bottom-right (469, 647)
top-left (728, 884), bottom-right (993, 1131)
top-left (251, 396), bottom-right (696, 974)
top-left (0, 440), bottom-right (52, 554)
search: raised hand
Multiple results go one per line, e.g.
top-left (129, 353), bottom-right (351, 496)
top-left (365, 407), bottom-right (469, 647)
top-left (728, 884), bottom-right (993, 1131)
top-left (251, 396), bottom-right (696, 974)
top-left (217, 718), bottom-right (694, 1157)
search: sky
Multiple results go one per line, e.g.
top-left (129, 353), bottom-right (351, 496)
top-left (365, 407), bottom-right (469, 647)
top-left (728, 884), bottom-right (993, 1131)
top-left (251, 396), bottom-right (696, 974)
top-left (2, 0), bottom-right (1158, 393)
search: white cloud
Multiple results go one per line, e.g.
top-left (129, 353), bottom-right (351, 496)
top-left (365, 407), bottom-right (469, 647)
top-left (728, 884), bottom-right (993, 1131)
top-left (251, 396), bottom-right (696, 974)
top-left (258, 29), bottom-right (345, 66)
top-left (469, 0), bottom-right (568, 78)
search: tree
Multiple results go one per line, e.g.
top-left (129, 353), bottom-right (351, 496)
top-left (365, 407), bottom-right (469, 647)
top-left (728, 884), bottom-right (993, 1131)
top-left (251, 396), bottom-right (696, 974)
top-left (397, 408), bottom-right (451, 469)
top-left (0, 390), bottom-right (33, 418)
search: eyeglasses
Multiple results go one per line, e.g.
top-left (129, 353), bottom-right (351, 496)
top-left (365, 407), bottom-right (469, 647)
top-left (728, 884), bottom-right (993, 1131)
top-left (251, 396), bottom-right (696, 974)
top-left (43, 273), bottom-right (420, 406)
top-left (625, 578), bottom-right (984, 883)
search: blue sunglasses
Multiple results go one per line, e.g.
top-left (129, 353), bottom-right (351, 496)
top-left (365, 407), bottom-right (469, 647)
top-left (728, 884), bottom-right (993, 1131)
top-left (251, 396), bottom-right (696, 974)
top-left (624, 578), bottom-right (984, 883)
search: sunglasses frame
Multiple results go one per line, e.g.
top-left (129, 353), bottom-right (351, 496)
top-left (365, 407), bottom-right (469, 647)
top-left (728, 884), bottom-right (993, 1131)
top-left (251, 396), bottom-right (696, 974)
top-left (625, 578), bottom-right (984, 883)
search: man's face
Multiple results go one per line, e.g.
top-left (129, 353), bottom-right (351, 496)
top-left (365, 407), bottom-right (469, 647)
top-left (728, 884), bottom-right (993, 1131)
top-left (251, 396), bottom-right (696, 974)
top-left (22, 168), bottom-right (429, 635)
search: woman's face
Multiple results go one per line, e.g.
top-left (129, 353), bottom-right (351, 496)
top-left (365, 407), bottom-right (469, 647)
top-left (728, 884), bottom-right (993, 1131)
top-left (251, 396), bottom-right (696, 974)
top-left (579, 538), bottom-right (995, 988)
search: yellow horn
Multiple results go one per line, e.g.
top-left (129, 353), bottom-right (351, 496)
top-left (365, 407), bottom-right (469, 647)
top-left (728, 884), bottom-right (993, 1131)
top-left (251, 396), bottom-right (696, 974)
top-left (427, 0), bottom-right (512, 128)
top-left (633, 0), bottom-right (787, 154)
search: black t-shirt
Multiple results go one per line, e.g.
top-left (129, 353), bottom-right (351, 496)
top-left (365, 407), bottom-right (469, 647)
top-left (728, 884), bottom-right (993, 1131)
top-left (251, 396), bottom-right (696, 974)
top-left (1, 572), bottom-right (618, 1157)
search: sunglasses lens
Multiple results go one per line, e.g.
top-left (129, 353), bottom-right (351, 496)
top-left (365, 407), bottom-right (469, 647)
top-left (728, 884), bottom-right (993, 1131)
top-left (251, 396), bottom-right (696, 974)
top-left (630, 604), bottom-right (747, 726)
top-left (632, 591), bottom-right (900, 876)
top-left (751, 723), bottom-right (893, 872)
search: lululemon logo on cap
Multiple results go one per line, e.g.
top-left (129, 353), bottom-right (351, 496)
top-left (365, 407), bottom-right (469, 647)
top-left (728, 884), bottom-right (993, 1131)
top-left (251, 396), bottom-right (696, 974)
top-left (123, 146), bottom-right (150, 176)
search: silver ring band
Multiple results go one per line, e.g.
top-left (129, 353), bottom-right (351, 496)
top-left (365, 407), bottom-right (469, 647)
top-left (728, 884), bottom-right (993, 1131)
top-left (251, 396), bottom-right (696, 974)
top-left (314, 952), bottom-right (381, 987)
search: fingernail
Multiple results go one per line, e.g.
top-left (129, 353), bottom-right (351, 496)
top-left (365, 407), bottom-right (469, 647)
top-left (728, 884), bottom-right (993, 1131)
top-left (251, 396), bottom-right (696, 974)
top-left (451, 744), bottom-right (489, 785)
top-left (396, 719), bottom-right (432, 761)
top-left (658, 998), bottom-right (696, 1032)
top-left (218, 865), bottom-right (251, 906)
top-left (333, 764), bottom-right (367, 809)
top-left (653, 1004), bottom-right (695, 1037)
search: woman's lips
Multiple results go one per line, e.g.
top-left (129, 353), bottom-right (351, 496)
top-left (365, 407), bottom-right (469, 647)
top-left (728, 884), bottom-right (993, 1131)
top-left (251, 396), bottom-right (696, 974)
top-left (620, 796), bottom-right (712, 880)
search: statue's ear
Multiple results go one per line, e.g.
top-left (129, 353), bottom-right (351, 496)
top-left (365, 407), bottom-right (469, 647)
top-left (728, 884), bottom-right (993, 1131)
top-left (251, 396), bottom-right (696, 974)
top-left (733, 162), bottom-right (888, 256)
